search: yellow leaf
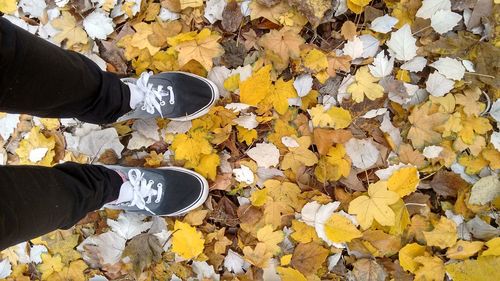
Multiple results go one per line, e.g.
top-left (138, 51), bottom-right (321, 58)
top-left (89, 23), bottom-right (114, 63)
top-left (145, 151), bottom-right (163, 167)
top-left (193, 153), bottom-right (220, 180)
top-left (51, 12), bottom-right (88, 47)
top-left (171, 221), bottom-right (205, 259)
top-left (39, 118), bottom-right (60, 131)
top-left (423, 216), bottom-right (458, 249)
top-left (277, 267), bottom-right (308, 281)
top-left (314, 144), bottom-right (351, 183)
top-left (0, 0), bottom-right (16, 14)
top-left (386, 199), bottom-right (410, 235)
top-left (408, 101), bottom-right (449, 149)
top-left (41, 233), bottom-right (81, 264)
top-left (264, 78), bottom-right (298, 115)
top-left (399, 243), bottom-right (427, 273)
top-left (482, 237), bottom-right (500, 256)
top-left (280, 254), bottom-right (292, 266)
top-left (324, 213), bottom-right (362, 243)
top-left (240, 65), bottom-right (273, 106)
top-left (445, 256), bottom-right (500, 281)
top-left (446, 240), bottom-right (484, 260)
top-left (179, 0), bottom-right (203, 9)
top-left (52, 260), bottom-right (88, 281)
top-left (309, 105), bottom-right (352, 129)
top-left (387, 166), bottom-right (420, 197)
top-left (175, 28), bottom-right (224, 70)
top-left (38, 254), bottom-right (64, 280)
top-left (257, 225), bottom-right (285, 255)
top-left (15, 127), bottom-right (56, 166)
top-left (184, 209), bottom-right (209, 226)
top-left (243, 243), bottom-right (273, 268)
top-left (290, 220), bottom-right (320, 243)
top-left (458, 154), bottom-right (489, 175)
top-left (347, 0), bottom-right (371, 14)
top-left (347, 66), bottom-right (384, 103)
top-left (348, 181), bottom-right (400, 229)
top-left (303, 49), bottom-right (328, 72)
top-left (129, 22), bottom-right (161, 56)
top-left (251, 188), bottom-right (268, 207)
top-left (223, 74), bottom-right (240, 92)
top-left (414, 255), bottom-right (445, 281)
top-left (258, 27), bottom-right (304, 65)
top-left (171, 132), bottom-right (213, 165)
top-left (281, 136), bottom-right (318, 172)
top-left (455, 87), bottom-right (483, 117)
top-left (237, 126), bottom-right (257, 145)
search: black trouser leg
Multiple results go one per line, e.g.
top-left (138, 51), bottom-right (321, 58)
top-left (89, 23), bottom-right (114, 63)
top-left (0, 163), bottom-right (122, 250)
top-left (0, 17), bottom-right (131, 250)
top-left (0, 16), bottom-right (131, 124)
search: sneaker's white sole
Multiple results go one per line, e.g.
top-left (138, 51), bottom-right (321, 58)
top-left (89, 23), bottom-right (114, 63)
top-left (167, 71), bottom-right (220, 121)
top-left (158, 166), bottom-right (210, 217)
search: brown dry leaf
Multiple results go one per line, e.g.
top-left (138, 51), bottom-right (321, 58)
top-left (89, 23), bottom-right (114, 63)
top-left (352, 259), bottom-right (387, 281)
top-left (327, 54), bottom-right (351, 76)
top-left (430, 170), bottom-right (469, 198)
top-left (408, 102), bottom-right (449, 149)
top-left (222, 1), bottom-right (243, 32)
top-left (313, 128), bottom-right (352, 155)
top-left (290, 242), bottom-right (329, 275)
top-left (258, 27), bottom-right (305, 65)
top-left (341, 21), bottom-right (357, 41)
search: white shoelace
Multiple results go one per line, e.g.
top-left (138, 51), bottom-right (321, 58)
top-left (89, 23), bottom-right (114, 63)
top-left (132, 72), bottom-right (175, 118)
top-left (121, 169), bottom-right (163, 215)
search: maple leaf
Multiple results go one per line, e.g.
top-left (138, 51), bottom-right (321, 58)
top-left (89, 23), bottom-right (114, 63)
top-left (314, 144), bottom-right (351, 183)
top-left (327, 54), bottom-right (351, 76)
top-left (347, 66), bottom-right (385, 103)
top-left (347, 0), bottom-right (372, 14)
top-left (258, 27), bottom-right (305, 65)
top-left (257, 225), bottom-right (284, 255)
top-left (262, 78), bottom-right (298, 115)
top-left (408, 102), bottom-right (449, 149)
top-left (423, 216), bottom-right (457, 249)
top-left (174, 28), bottom-right (224, 71)
top-left (171, 221), bottom-right (205, 259)
top-left (38, 254), bottom-right (64, 280)
top-left (52, 260), bottom-right (88, 281)
top-left (0, 0), bottom-right (16, 14)
top-left (51, 11), bottom-right (89, 48)
top-left (290, 220), bottom-right (320, 243)
top-left (348, 181), bottom-right (400, 229)
top-left (455, 87), bottom-right (483, 117)
top-left (323, 213), bottom-right (362, 243)
top-left (243, 243), bottom-right (273, 268)
top-left (171, 131), bottom-right (213, 165)
top-left (445, 256), bottom-right (500, 281)
top-left (281, 136), bottom-right (318, 172)
top-left (399, 243), bottom-right (427, 273)
top-left (302, 49), bottom-right (328, 72)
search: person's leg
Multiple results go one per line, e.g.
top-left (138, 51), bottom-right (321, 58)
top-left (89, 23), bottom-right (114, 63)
top-left (0, 162), bottom-right (122, 250)
top-left (0, 16), bottom-right (131, 124)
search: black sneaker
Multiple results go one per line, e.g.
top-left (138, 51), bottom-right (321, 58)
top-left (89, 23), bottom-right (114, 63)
top-left (104, 166), bottom-right (209, 216)
top-left (117, 71), bottom-right (219, 122)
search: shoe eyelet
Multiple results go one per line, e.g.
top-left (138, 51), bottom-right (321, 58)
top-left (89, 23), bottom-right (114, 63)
top-left (160, 101), bottom-right (166, 106)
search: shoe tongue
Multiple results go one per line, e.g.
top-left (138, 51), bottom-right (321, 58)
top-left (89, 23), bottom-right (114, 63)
top-left (114, 182), bottom-right (134, 204)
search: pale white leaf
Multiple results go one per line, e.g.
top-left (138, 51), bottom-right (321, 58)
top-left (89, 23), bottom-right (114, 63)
top-left (224, 103), bottom-right (252, 112)
top-left (224, 249), bottom-right (250, 274)
top-left (300, 201), bottom-right (322, 226)
top-left (469, 175), bottom-right (500, 205)
top-left (431, 9), bottom-right (462, 34)
top-left (490, 100), bottom-right (500, 122)
top-left (375, 163), bottom-right (412, 180)
top-left (401, 56), bottom-right (427, 72)
top-left (491, 131), bottom-right (500, 151)
top-left (234, 113), bottom-right (258, 130)
top-left (462, 59), bottom-right (475, 72)
top-left (247, 143), bottom-right (280, 168)
top-left (345, 138), bottom-right (380, 170)
top-left (361, 108), bottom-right (388, 119)
top-left (29, 147), bottom-right (49, 163)
top-left (164, 120), bottom-right (192, 134)
top-left (370, 14), bottom-right (398, 34)
top-left (0, 260), bottom-right (11, 279)
top-left (342, 36), bottom-right (364, 60)
top-left (89, 275), bottom-right (109, 281)
top-left (77, 231), bottom-right (126, 265)
top-left (78, 128), bottom-right (124, 158)
top-left (204, 0), bottom-right (226, 24)
top-left (328, 253), bottom-right (342, 271)
top-left (451, 163), bottom-right (479, 184)
top-left (293, 74), bottom-right (313, 97)
top-left (262, 259), bottom-right (280, 281)
top-left (19, 0), bottom-right (47, 18)
top-left (422, 145), bottom-right (443, 159)
top-left (256, 167), bottom-right (285, 187)
top-left (281, 136), bottom-right (300, 148)
top-left (207, 66), bottom-right (231, 98)
top-left (386, 24), bottom-right (417, 61)
top-left (368, 51), bottom-right (394, 78)
top-left (233, 165), bottom-right (254, 184)
top-left (83, 9), bottom-right (115, 40)
top-left (159, 7), bottom-right (180, 21)
top-left (192, 261), bottom-right (220, 281)
top-left (0, 148), bottom-right (6, 165)
top-left (430, 57), bottom-right (465, 80)
top-left (107, 212), bottom-right (153, 240)
top-left (0, 114), bottom-right (20, 141)
top-left (359, 34), bottom-right (380, 58)
top-left (426, 71), bottom-right (454, 97)
top-left (416, 0), bottom-right (451, 19)
top-left (29, 245), bottom-right (48, 264)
